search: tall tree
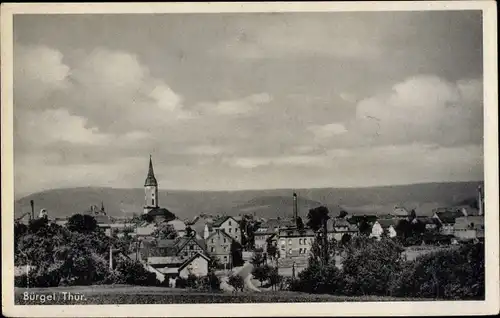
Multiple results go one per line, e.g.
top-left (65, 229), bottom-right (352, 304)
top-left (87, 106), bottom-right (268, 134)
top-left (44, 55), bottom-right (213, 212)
top-left (152, 223), bottom-right (178, 240)
top-left (296, 216), bottom-right (305, 232)
top-left (66, 214), bottom-right (98, 233)
top-left (307, 206), bottom-right (330, 232)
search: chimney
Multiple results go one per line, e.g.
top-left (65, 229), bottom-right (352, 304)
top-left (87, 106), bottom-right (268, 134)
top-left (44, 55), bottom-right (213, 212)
top-left (293, 192), bottom-right (298, 223)
top-left (30, 200), bottom-right (34, 220)
top-left (478, 185), bottom-right (484, 216)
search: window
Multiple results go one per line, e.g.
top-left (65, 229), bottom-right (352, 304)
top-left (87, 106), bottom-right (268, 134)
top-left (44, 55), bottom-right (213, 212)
top-left (223, 246), bottom-right (227, 251)
top-left (288, 239), bottom-right (292, 245)
top-left (235, 228), bottom-right (238, 232)
top-left (211, 247), bottom-right (215, 252)
top-left (224, 238), bottom-right (227, 243)
top-left (184, 252), bottom-right (188, 256)
top-left (229, 228), bottom-right (232, 233)
top-left (189, 245), bottom-right (193, 250)
top-left (152, 199), bottom-right (155, 205)
top-left (299, 248), bottom-right (302, 254)
top-left (229, 221), bottom-right (232, 226)
top-left (211, 239), bottom-right (214, 243)
top-left (235, 235), bottom-right (238, 239)
top-left (289, 249), bottom-right (292, 255)
top-left (224, 256), bottom-right (228, 261)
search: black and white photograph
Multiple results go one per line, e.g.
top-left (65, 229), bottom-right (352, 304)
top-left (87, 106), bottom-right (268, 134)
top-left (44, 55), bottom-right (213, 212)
top-left (1, 2), bottom-right (498, 317)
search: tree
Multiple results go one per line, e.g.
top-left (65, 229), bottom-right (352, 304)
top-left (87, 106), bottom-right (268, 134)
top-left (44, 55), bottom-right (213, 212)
top-left (339, 210), bottom-right (348, 219)
top-left (185, 226), bottom-right (195, 237)
top-left (251, 264), bottom-right (272, 286)
top-left (410, 209), bottom-right (417, 221)
top-left (296, 216), bottom-right (305, 232)
top-left (307, 206), bottom-right (330, 263)
top-left (66, 214), bottom-right (98, 233)
top-left (341, 233), bottom-right (352, 246)
top-left (152, 222), bottom-right (178, 240)
top-left (342, 237), bottom-right (404, 296)
top-left (251, 250), bottom-right (264, 267)
top-left (358, 217), bottom-right (372, 236)
top-left (228, 274), bottom-right (244, 292)
top-left (306, 206), bottom-right (330, 232)
top-left (266, 243), bottom-right (278, 261)
top-left (231, 240), bottom-right (244, 267)
top-left (268, 266), bottom-right (282, 291)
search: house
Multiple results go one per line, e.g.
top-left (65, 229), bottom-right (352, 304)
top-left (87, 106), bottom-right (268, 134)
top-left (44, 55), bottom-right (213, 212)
top-left (392, 206), bottom-right (411, 219)
top-left (167, 219), bottom-right (187, 237)
top-left (454, 215), bottom-right (485, 241)
top-left (277, 227), bottom-right (316, 261)
top-left (178, 253), bottom-right (210, 278)
top-left (326, 218), bottom-right (359, 241)
top-left (346, 214), bottom-right (378, 226)
top-left (370, 219), bottom-right (398, 239)
top-left (148, 236), bottom-right (208, 259)
top-left (432, 208), bottom-right (466, 235)
top-left (135, 222), bottom-right (157, 238)
top-left (207, 216), bottom-right (241, 244)
top-left (254, 218), bottom-right (294, 251)
top-left (412, 216), bottom-right (440, 231)
top-left (187, 215), bottom-right (212, 240)
top-left (175, 237), bottom-right (207, 258)
top-left (206, 229), bottom-right (234, 266)
top-left (147, 253), bottom-right (209, 279)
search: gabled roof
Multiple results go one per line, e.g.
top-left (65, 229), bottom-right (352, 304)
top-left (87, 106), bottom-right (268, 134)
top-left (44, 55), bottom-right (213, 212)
top-left (278, 227), bottom-right (316, 237)
top-left (346, 215), bottom-right (378, 224)
top-left (178, 252), bottom-right (211, 271)
top-left (326, 218), bottom-right (358, 232)
top-left (148, 256), bottom-right (184, 266)
top-left (212, 215), bottom-right (238, 227)
top-left (206, 228), bottom-right (234, 242)
top-left (435, 210), bottom-right (465, 224)
top-left (376, 219), bottom-right (398, 229)
top-left (175, 236), bottom-right (207, 253)
top-left (147, 207), bottom-right (175, 219)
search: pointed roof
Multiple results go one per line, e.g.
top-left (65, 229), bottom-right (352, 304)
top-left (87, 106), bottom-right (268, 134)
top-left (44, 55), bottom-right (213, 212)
top-left (144, 155), bottom-right (158, 187)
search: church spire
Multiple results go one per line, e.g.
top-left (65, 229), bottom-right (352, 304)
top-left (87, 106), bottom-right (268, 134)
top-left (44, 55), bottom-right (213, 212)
top-left (144, 155), bottom-right (158, 187)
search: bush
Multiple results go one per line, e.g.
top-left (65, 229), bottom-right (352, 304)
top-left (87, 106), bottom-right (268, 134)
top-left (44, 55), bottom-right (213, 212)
top-left (390, 243), bottom-right (484, 299)
top-left (175, 277), bottom-right (187, 288)
top-left (228, 274), bottom-right (244, 292)
top-left (115, 258), bottom-right (159, 286)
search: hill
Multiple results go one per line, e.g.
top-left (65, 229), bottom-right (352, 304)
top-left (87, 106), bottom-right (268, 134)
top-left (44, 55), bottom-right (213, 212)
top-left (14, 181), bottom-right (483, 221)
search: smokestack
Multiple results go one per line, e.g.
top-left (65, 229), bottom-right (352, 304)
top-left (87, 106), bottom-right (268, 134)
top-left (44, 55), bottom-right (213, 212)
top-left (293, 192), bottom-right (298, 223)
top-left (30, 200), bottom-right (34, 220)
top-left (478, 185), bottom-right (484, 216)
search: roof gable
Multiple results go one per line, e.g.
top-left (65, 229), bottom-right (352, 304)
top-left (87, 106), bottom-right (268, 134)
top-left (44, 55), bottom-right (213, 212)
top-left (206, 228), bottom-right (234, 241)
top-left (212, 216), bottom-right (238, 228)
top-left (178, 252), bottom-right (210, 271)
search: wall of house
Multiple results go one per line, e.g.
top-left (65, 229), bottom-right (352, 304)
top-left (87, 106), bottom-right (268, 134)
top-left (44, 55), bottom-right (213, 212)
top-left (370, 222), bottom-right (384, 239)
top-left (278, 235), bottom-right (314, 260)
top-left (218, 218), bottom-right (241, 244)
top-left (178, 241), bottom-right (206, 258)
top-left (454, 229), bottom-right (477, 240)
top-left (179, 256), bottom-right (209, 278)
top-left (440, 224), bottom-right (455, 235)
top-left (206, 231), bottom-right (232, 265)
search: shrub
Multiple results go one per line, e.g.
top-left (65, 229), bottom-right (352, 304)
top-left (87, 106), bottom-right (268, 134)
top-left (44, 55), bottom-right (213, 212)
top-left (175, 277), bottom-right (187, 288)
top-left (228, 274), bottom-right (244, 292)
top-left (115, 258), bottom-right (159, 286)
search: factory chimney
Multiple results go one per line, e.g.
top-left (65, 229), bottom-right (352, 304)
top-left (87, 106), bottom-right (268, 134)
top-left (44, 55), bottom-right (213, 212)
top-left (478, 185), bottom-right (484, 216)
top-left (293, 192), bottom-right (298, 224)
top-left (30, 200), bottom-right (34, 220)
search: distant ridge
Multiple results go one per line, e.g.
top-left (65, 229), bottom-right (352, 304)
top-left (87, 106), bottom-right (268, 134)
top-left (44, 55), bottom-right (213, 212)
top-left (14, 181), bottom-right (483, 221)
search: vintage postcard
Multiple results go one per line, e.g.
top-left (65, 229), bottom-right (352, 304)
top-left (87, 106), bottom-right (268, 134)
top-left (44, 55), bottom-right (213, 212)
top-left (1, 1), bottom-right (499, 317)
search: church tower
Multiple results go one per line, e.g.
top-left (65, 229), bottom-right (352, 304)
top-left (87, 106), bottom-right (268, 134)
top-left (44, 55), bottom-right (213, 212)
top-left (143, 155), bottom-right (159, 214)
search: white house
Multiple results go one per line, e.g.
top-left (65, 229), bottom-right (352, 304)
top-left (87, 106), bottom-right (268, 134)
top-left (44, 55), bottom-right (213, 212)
top-left (206, 216), bottom-right (241, 244)
top-left (178, 253), bottom-right (210, 278)
top-left (370, 220), bottom-right (398, 239)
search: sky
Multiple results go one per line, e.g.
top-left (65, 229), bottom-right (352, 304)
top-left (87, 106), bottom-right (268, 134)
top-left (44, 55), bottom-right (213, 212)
top-left (13, 11), bottom-right (484, 197)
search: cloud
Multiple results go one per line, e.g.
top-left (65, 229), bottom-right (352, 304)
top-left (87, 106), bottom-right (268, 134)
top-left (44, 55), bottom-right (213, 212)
top-left (353, 75), bottom-right (483, 147)
top-left (196, 93), bottom-right (272, 116)
top-left (14, 45), bottom-right (70, 107)
top-left (209, 15), bottom-right (383, 60)
top-left (307, 123), bottom-right (348, 140)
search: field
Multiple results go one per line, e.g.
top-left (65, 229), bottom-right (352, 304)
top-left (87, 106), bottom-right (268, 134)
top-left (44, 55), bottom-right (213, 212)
top-left (15, 285), bottom-right (431, 305)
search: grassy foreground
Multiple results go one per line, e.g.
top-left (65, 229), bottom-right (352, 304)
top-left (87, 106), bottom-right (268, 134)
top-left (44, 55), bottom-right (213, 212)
top-left (15, 285), bottom-right (431, 305)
